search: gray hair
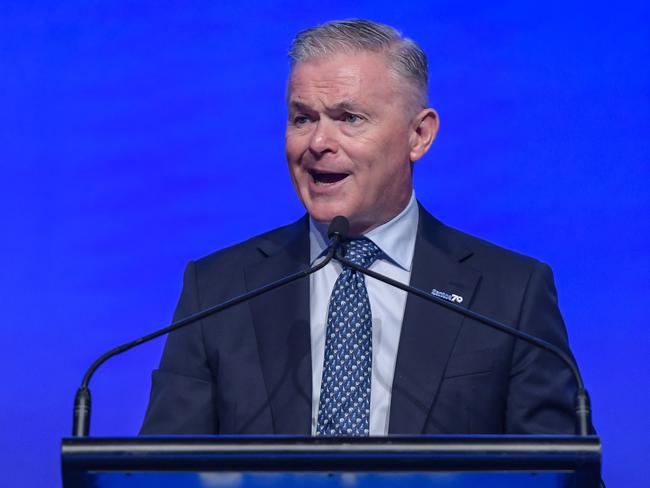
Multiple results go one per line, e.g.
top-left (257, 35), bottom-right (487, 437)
top-left (288, 19), bottom-right (429, 111)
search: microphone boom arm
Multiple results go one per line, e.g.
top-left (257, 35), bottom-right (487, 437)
top-left (334, 250), bottom-right (592, 436)
top-left (72, 235), bottom-right (343, 437)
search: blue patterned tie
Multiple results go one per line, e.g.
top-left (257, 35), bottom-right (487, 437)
top-left (316, 238), bottom-right (382, 436)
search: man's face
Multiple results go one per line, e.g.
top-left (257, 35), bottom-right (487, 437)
top-left (285, 51), bottom-right (419, 235)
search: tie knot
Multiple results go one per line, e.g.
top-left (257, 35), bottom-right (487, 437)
top-left (345, 238), bottom-right (382, 268)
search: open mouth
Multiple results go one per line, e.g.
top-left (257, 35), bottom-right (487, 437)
top-left (309, 170), bottom-right (350, 185)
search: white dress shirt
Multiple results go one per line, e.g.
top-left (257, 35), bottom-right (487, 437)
top-left (309, 192), bottom-right (419, 435)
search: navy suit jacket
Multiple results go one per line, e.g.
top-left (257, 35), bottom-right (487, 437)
top-left (141, 205), bottom-right (578, 435)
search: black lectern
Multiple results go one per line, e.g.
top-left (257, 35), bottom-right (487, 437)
top-left (61, 435), bottom-right (601, 487)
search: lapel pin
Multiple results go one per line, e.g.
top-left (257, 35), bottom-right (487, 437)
top-left (431, 288), bottom-right (464, 304)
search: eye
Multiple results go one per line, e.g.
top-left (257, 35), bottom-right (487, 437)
top-left (293, 114), bottom-right (311, 126)
top-left (343, 113), bottom-right (364, 124)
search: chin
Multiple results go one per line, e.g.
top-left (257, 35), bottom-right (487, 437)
top-left (306, 202), bottom-right (352, 224)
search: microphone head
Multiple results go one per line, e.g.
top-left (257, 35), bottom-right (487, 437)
top-left (328, 216), bottom-right (349, 241)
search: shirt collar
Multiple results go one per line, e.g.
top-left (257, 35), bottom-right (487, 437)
top-left (309, 191), bottom-right (419, 271)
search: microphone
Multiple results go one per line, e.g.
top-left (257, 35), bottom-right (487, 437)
top-left (328, 215), bottom-right (349, 242)
top-left (72, 219), bottom-right (348, 437)
top-left (332, 216), bottom-right (592, 436)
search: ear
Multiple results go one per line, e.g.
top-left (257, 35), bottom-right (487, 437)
top-left (409, 108), bottom-right (439, 162)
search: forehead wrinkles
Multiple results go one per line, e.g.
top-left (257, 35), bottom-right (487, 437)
top-left (290, 68), bottom-right (360, 104)
top-left (288, 60), bottom-right (398, 112)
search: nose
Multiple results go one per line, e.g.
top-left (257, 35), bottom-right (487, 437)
top-left (309, 119), bottom-right (338, 156)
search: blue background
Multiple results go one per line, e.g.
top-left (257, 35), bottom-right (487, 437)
top-left (1, 1), bottom-right (648, 486)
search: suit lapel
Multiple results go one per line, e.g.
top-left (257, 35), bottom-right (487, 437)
top-left (245, 216), bottom-right (312, 435)
top-left (389, 207), bottom-right (481, 434)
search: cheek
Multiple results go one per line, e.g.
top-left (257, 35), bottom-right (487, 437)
top-left (351, 138), bottom-right (411, 194)
top-left (285, 141), bottom-right (298, 164)
top-left (285, 132), bottom-right (305, 161)
top-left (346, 134), bottom-right (402, 175)
top-left (285, 139), bottom-right (305, 187)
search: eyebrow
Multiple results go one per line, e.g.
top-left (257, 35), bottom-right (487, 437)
top-left (288, 100), bottom-right (367, 114)
top-left (288, 101), bottom-right (313, 112)
top-left (332, 101), bottom-right (369, 114)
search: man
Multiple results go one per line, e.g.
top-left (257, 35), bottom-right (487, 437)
top-left (141, 20), bottom-right (580, 436)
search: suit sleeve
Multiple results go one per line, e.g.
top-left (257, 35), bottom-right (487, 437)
top-left (140, 261), bottom-right (218, 434)
top-left (505, 261), bottom-right (584, 434)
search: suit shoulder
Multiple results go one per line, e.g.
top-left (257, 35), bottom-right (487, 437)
top-left (423, 213), bottom-right (560, 323)
top-left (422, 209), bottom-right (549, 279)
top-left (450, 224), bottom-right (542, 268)
top-left (192, 215), bottom-right (308, 272)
